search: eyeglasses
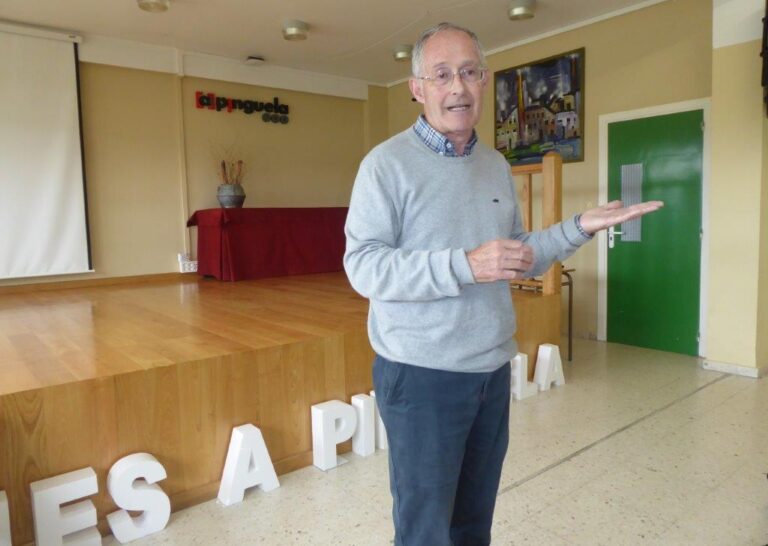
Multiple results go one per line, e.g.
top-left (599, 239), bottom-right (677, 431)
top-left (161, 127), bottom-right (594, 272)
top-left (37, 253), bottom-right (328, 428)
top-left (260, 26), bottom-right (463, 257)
top-left (418, 65), bottom-right (487, 87)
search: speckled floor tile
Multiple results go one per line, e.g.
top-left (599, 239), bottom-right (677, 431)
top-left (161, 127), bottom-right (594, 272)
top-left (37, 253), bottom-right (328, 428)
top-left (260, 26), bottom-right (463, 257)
top-left (524, 478), bottom-right (674, 545)
top-left (102, 340), bottom-right (767, 545)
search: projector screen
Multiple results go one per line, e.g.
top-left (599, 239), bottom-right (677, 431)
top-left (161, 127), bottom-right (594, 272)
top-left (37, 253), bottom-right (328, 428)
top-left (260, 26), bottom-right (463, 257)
top-left (0, 29), bottom-right (91, 279)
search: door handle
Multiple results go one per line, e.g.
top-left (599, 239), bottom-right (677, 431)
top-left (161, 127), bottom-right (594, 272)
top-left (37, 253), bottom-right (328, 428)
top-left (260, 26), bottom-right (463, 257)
top-left (608, 225), bottom-right (623, 249)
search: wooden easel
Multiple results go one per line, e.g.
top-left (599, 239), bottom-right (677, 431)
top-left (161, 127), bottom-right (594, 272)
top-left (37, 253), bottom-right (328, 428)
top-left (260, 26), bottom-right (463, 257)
top-left (509, 152), bottom-right (563, 379)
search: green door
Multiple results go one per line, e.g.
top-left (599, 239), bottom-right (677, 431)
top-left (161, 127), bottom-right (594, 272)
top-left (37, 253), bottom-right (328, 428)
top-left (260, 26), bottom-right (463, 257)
top-left (607, 110), bottom-right (703, 356)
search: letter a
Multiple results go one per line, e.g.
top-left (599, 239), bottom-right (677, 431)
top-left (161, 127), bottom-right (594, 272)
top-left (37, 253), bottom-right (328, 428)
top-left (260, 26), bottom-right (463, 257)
top-left (534, 344), bottom-right (565, 391)
top-left (218, 424), bottom-right (279, 506)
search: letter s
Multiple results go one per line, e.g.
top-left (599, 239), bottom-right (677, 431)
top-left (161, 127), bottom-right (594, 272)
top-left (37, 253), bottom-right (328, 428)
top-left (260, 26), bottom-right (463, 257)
top-left (106, 453), bottom-right (170, 544)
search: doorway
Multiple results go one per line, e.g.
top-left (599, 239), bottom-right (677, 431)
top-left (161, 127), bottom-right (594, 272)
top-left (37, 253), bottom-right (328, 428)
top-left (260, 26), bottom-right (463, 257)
top-left (597, 100), bottom-right (710, 356)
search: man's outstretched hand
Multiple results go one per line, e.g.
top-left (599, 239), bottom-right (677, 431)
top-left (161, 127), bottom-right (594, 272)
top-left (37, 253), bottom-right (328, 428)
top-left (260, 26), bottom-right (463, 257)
top-left (467, 200), bottom-right (663, 283)
top-left (579, 200), bottom-right (664, 235)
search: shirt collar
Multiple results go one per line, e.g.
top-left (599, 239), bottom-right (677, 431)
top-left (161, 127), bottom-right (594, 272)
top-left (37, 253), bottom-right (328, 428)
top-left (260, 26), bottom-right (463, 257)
top-left (412, 115), bottom-right (478, 157)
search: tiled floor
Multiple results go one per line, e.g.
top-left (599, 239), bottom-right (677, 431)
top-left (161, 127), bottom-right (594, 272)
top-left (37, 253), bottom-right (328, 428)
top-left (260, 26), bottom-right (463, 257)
top-left (105, 339), bottom-right (768, 545)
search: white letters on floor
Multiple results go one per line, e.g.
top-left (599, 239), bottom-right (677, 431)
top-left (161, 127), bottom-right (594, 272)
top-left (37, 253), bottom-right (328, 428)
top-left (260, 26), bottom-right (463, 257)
top-left (514, 345), bottom-right (566, 400)
top-left (218, 424), bottom-right (280, 506)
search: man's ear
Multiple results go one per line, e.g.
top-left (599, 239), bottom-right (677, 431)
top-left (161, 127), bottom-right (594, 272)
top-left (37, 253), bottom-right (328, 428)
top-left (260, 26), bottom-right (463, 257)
top-left (409, 78), bottom-right (425, 104)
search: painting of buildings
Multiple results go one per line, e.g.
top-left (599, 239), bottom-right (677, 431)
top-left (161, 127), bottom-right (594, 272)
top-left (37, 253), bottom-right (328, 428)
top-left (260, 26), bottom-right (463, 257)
top-left (494, 48), bottom-right (584, 165)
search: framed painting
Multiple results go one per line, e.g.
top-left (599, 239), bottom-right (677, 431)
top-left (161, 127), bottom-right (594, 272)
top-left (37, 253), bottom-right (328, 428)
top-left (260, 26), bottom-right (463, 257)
top-left (494, 48), bottom-right (585, 165)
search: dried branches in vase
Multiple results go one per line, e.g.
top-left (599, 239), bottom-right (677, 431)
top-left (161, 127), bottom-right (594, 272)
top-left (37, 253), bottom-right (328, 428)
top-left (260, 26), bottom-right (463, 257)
top-left (219, 160), bottom-right (246, 185)
top-left (217, 159), bottom-right (246, 208)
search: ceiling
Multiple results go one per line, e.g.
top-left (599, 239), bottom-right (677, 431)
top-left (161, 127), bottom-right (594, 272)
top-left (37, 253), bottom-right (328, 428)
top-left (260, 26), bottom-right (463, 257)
top-left (0, 0), bottom-right (663, 85)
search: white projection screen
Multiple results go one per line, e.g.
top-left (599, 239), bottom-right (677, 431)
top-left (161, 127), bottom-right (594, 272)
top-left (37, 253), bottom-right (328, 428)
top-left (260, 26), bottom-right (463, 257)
top-left (0, 29), bottom-right (91, 279)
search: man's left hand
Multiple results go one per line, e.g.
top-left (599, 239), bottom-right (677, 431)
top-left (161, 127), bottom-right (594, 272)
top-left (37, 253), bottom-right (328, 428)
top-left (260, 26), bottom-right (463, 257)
top-left (579, 200), bottom-right (664, 236)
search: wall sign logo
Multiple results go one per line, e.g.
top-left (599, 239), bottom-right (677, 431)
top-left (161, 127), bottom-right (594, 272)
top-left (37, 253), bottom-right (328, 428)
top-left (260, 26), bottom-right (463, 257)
top-left (195, 91), bottom-right (290, 124)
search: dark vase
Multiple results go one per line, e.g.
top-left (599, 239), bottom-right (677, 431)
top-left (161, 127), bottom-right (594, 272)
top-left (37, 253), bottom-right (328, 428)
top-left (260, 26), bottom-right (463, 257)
top-left (217, 183), bottom-right (246, 208)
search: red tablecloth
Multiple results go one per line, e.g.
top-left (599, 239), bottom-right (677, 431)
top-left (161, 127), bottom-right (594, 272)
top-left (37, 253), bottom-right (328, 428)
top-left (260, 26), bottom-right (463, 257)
top-left (187, 207), bottom-right (348, 281)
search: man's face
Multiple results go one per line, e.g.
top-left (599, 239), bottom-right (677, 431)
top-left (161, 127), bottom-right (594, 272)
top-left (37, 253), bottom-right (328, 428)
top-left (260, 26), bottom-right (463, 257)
top-left (409, 29), bottom-right (487, 141)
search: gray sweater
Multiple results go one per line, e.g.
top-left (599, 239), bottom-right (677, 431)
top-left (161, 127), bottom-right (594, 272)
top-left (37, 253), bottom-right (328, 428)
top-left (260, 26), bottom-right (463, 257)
top-left (344, 128), bottom-right (591, 373)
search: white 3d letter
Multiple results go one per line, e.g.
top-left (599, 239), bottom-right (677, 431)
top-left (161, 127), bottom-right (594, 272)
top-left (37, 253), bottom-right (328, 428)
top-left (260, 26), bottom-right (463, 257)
top-left (534, 344), bottom-right (565, 391)
top-left (511, 353), bottom-right (538, 401)
top-left (30, 467), bottom-right (101, 546)
top-left (351, 394), bottom-right (375, 457)
top-left (369, 390), bottom-right (388, 450)
top-left (311, 400), bottom-right (357, 470)
top-left (1, 490), bottom-right (10, 546)
top-left (106, 453), bottom-right (170, 543)
top-left (218, 424), bottom-right (279, 506)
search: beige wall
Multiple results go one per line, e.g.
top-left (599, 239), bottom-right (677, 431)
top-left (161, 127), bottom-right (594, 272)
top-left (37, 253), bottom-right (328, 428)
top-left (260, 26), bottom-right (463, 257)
top-left (82, 64), bottom-right (188, 276)
top-left (387, 80), bottom-right (422, 135)
top-left (365, 85), bottom-right (390, 152)
top-left (182, 77), bottom-right (365, 213)
top-left (387, 0), bottom-right (712, 339)
top-left (707, 39), bottom-right (765, 369)
top-left (0, 65), bottom-right (380, 286)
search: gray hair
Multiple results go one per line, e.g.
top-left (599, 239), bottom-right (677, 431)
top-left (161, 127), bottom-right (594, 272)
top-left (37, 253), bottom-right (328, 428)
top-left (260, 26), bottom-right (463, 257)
top-left (411, 22), bottom-right (486, 78)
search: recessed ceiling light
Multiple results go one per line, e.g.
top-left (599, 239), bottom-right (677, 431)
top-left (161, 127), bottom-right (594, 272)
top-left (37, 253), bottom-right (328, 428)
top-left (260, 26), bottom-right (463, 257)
top-left (393, 45), bottom-right (413, 62)
top-left (508, 0), bottom-right (535, 20)
top-left (137, 0), bottom-right (170, 13)
top-left (283, 20), bottom-right (308, 41)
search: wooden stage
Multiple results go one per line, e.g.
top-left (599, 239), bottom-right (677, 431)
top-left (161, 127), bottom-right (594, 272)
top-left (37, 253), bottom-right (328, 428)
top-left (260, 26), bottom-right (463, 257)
top-left (0, 272), bottom-right (557, 544)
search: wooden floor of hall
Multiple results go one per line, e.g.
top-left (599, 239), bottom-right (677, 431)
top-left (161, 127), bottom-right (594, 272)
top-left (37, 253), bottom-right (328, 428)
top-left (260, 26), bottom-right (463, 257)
top-left (0, 272), bottom-right (375, 545)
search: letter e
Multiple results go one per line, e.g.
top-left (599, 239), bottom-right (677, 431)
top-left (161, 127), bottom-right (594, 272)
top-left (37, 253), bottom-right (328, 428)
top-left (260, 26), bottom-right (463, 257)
top-left (30, 467), bottom-right (101, 545)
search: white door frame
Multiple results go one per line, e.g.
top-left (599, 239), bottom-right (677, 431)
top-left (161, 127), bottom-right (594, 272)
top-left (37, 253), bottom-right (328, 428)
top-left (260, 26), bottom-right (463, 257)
top-left (597, 98), bottom-right (711, 356)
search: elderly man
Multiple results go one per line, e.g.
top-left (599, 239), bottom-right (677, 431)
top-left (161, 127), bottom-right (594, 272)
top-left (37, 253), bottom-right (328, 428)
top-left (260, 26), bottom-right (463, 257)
top-left (344, 22), bottom-right (661, 546)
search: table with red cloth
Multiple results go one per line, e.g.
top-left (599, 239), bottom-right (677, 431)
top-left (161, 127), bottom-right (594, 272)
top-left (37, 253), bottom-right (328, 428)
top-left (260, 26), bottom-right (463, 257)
top-left (186, 207), bottom-right (348, 281)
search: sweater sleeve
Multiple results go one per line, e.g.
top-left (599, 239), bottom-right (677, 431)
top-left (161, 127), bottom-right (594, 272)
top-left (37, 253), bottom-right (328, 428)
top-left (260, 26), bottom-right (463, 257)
top-left (343, 156), bottom-right (476, 302)
top-left (507, 171), bottom-right (593, 277)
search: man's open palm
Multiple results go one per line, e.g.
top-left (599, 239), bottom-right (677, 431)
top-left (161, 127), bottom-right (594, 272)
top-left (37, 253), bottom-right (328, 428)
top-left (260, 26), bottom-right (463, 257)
top-left (579, 200), bottom-right (664, 235)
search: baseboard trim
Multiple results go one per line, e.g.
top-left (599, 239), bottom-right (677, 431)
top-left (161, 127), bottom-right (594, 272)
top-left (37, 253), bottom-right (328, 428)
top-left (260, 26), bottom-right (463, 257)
top-left (702, 359), bottom-right (766, 379)
top-left (0, 272), bottom-right (196, 295)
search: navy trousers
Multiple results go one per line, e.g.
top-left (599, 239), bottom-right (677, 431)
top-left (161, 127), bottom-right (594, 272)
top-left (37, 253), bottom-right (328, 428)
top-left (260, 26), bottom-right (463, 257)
top-left (373, 355), bottom-right (511, 546)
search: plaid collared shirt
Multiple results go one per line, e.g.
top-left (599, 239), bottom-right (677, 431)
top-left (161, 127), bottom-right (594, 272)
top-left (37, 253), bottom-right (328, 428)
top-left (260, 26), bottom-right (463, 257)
top-left (412, 115), bottom-right (478, 157)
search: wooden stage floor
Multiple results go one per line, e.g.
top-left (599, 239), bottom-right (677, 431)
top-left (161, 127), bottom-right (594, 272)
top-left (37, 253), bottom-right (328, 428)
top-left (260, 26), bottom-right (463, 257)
top-left (0, 272), bottom-right (374, 545)
top-left (0, 272), bottom-right (558, 544)
top-left (0, 272), bottom-right (371, 396)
